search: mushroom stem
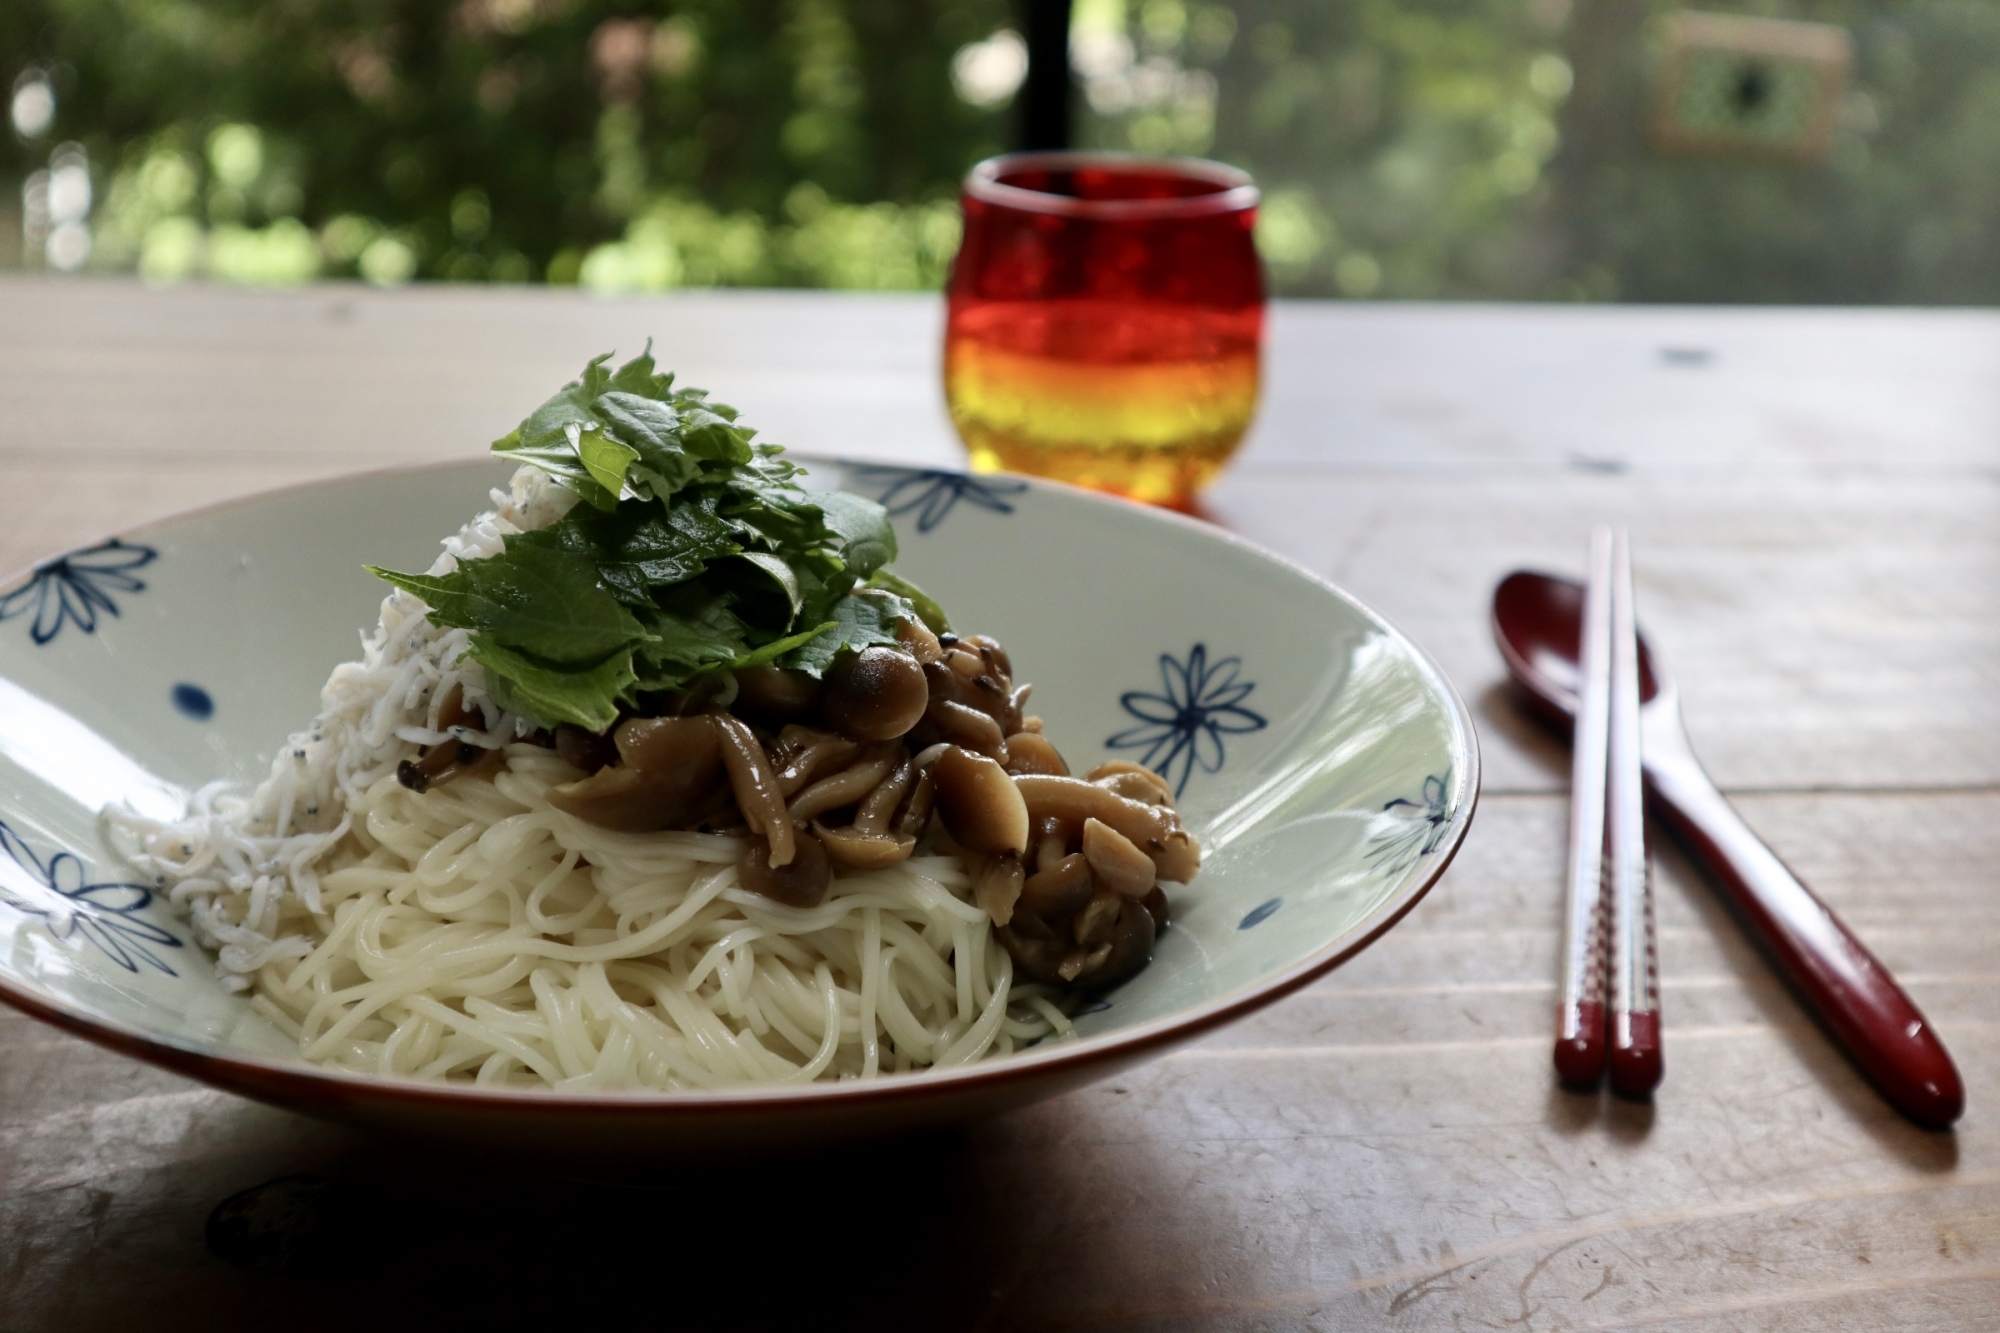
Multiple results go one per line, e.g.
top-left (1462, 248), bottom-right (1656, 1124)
top-left (855, 754), bottom-right (915, 836)
top-left (433, 682), bottom-right (483, 733)
top-left (1033, 814), bottom-right (1068, 873)
top-left (925, 698), bottom-right (1006, 757)
top-left (739, 828), bottom-right (832, 906)
top-left (894, 769), bottom-right (935, 839)
top-left (771, 730), bottom-right (858, 797)
top-left (974, 852), bottom-right (1025, 926)
top-left (715, 714), bottom-right (795, 867)
top-left (788, 743), bottom-right (899, 822)
top-left (1013, 775), bottom-right (1173, 850)
top-left (1087, 761), bottom-right (1176, 808)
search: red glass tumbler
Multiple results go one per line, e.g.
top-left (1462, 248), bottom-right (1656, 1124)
top-left (945, 153), bottom-right (1265, 509)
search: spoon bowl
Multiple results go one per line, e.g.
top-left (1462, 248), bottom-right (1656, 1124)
top-left (1493, 571), bottom-right (1661, 717)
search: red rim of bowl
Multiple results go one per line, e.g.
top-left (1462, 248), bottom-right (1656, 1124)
top-left (963, 151), bottom-right (1259, 221)
top-left (0, 455), bottom-right (1477, 1124)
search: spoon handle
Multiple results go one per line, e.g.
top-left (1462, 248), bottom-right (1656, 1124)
top-left (1641, 731), bottom-right (1963, 1128)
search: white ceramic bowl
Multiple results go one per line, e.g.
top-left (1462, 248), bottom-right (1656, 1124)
top-left (0, 459), bottom-right (1477, 1159)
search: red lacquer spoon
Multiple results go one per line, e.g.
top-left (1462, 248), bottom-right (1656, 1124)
top-left (1492, 571), bottom-right (1963, 1129)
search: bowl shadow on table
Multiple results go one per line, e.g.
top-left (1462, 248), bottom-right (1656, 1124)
top-left (1488, 683), bottom-right (1959, 1172)
top-left (197, 1107), bottom-right (1225, 1329)
top-left (205, 1130), bottom-right (979, 1322)
top-left (1474, 681), bottom-right (1574, 788)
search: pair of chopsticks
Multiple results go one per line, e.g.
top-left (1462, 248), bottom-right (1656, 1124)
top-left (1554, 528), bottom-right (1663, 1097)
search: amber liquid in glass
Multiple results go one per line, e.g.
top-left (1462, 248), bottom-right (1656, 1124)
top-left (946, 298), bottom-right (1260, 508)
top-left (946, 156), bottom-right (1265, 510)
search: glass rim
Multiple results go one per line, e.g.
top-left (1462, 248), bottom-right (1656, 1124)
top-left (963, 151), bottom-right (1259, 220)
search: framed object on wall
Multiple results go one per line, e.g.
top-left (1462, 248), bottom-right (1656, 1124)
top-left (1652, 12), bottom-right (1852, 163)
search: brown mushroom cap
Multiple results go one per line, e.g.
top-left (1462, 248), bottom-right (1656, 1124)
top-left (964, 634), bottom-right (1013, 681)
top-left (931, 745), bottom-right (1029, 856)
top-left (995, 913), bottom-right (1069, 984)
top-left (942, 646), bottom-right (1015, 726)
top-left (812, 821), bottom-right (916, 871)
top-left (397, 740), bottom-right (505, 794)
top-left (1145, 825), bottom-right (1200, 884)
top-left (1020, 852), bottom-right (1093, 920)
top-left (897, 617), bottom-right (944, 666)
top-left (739, 826), bottom-right (832, 907)
top-left (732, 666), bottom-right (822, 725)
top-left (823, 646), bottom-right (930, 741)
top-left (1003, 732), bottom-right (1069, 777)
top-left (545, 716), bottom-right (725, 832)
top-left (1072, 887), bottom-right (1124, 946)
top-left (553, 724), bottom-right (618, 775)
top-left (1082, 817), bottom-right (1158, 898)
top-left (1081, 897), bottom-right (1157, 989)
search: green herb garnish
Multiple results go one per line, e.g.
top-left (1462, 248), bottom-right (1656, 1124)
top-left (369, 345), bottom-right (944, 732)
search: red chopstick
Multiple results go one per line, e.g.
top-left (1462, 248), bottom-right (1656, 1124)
top-left (1553, 529), bottom-right (1613, 1086)
top-left (1554, 528), bottom-right (1664, 1096)
top-left (1606, 530), bottom-right (1663, 1097)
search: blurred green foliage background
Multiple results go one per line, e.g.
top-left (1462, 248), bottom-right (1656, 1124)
top-left (6, 0), bottom-right (2000, 301)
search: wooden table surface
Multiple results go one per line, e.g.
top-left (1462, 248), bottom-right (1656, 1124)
top-left (1, 277), bottom-right (1995, 1330)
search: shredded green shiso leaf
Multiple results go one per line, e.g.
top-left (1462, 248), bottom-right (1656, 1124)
top-left (368, 345), bottom-right (948, 733)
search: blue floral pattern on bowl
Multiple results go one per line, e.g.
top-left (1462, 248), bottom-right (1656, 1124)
top-left (0, 820), bottom-right (182, 975)
top-left (1107, 643), bottom-right (1268, 797)
top-left (846, 466), bottom-right (1029, 534)
top-left (172, 683), bottom-right (216, 720)
top-left (0, 538), bottom-right (158, 646)
top-left (1238, 898), bottom-right (1283, 930)
top-left (1364, 771), bottom-right (1455, 879)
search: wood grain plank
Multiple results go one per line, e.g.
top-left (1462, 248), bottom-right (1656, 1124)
top-left (0, 278), bottom-right (961, 470)
top-left (1207, 472), bottom-right (2000, 793)
top-left (1244, 302), bottom-right (2000, 480)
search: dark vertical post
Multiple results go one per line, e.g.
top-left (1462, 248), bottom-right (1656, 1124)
top-left (1018, 0), bottom-right (1074, 151)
